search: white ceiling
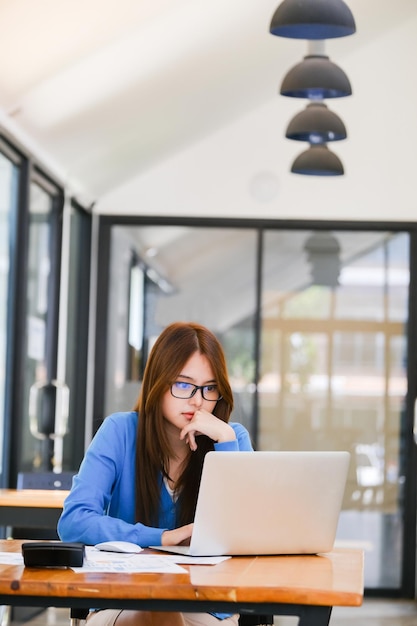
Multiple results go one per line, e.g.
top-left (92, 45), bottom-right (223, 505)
top-left (0, 0), bottom-right (416, 221)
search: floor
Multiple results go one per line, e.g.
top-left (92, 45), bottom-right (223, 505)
top-left (6, 599), bottom-right (417, 626)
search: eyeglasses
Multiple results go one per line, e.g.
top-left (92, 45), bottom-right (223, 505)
top-left (170, 381), bottom-right (222, 402)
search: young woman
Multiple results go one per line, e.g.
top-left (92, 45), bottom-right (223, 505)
top-left (58, 321), bottom-right (253, 626)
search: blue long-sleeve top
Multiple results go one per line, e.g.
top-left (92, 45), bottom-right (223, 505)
top-left (58, 411), bottom-right (253, 547)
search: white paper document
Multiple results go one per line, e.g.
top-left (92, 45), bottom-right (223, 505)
top-left (0, 548), bottom-right (229, 572)
top-left (0, 552), bottom-right (24, 565)
top-left (71, 547), bottom-right (187, 573)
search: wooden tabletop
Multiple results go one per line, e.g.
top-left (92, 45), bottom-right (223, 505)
top-left (0, 490), bottom-right (69, 529)
top-left (0, 490), bottom-right (68, 509)
top-left (0, 541), bottom-right (364, 609)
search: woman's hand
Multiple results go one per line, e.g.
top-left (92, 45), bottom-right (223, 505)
top-left (161, 523), bottom-right (193, 546)
top-left (180, 409), bottom-right (236, 451)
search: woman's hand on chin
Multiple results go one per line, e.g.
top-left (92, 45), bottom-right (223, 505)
top-left (180, 409), bottom-right (236, 451)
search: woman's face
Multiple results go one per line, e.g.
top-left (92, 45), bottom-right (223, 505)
top-left (161, 351), bottom-right (217, 433)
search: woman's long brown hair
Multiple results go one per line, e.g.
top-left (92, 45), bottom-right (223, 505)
top-left (133, 322), bottom-right (234, 527)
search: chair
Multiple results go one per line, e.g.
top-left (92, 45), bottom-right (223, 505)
top-left (239, 617), bottom-right (273, 626)
top-left (69, 608), bottom-right (273, 625)
top-left (12, 471), bottom-right (75, 541)
top-left (70, 608), bottom-right (89, 626)
top-left (16, 470), bottom-right (74, 490)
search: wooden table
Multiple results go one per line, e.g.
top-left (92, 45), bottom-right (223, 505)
top-left (0, 541), bottom-right (364, 626)
top-left (0, 490), bottom-right (68, 529)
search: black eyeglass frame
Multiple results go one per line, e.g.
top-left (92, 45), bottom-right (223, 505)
top-left (170, 382), bottom-right (222, 402)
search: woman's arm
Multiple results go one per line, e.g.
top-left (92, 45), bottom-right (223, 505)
top-left (57, 412), bottom-right (165, 547)
top-left (213, 421), bottom-right (254, 451)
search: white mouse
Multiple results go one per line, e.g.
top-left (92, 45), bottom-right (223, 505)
top-left (94, 541), bottom-right (142, 554)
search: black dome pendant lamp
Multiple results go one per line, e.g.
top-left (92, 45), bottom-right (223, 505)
top-left (280, 54), bottom-right (352, 99)
top-left (270, 0), bottom-right (356, 40)
top-left (291, 144), bottom-right (344, 176)
top-left (286, 102), bottom-right (347, 143)
top-left (269, 1), bottom-right (356, 176)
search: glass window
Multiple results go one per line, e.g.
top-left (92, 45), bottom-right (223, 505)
top-left (20, 180), bottom-right (62, 473)
top-left (260, 230), bottom-right (410, 590)
top-left (104, 226), bottom-right (258, 434)
top-left (95, 221), bottom-right (415, 595)
top-left (62, 202), bottom-right (91, 470)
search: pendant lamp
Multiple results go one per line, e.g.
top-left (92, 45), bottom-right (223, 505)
top-left (304, 232), bottom-right (341, 287)
top-left (280, 55), bottom-right (352, 99)
top-left (291, 144), bottom-right (344, 176)
top-left (286, 102), bottom-right (347, 143)
top-left (270, 0), bottom-right (356, 40)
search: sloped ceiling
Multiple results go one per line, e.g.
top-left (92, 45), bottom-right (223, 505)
top-left (0, 0), bottom-right (416, 221)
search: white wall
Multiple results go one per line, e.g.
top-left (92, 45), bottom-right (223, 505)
top-left (96, 10), bottom-right (417, 223)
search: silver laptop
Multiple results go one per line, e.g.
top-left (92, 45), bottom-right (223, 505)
top-left (151, 450), bottom-right (350, 557)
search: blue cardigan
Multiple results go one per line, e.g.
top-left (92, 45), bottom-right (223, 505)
top-left (58, 411), bottom-right (253, 547)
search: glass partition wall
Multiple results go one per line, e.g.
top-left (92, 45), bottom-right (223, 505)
top-left (0, 136), bottom-right (91, 549)
top-left (0, 139), bottom-right (91, 492)
top-left (103, 226), bottom-right (259, 434)
top-left (96, 220), bottom-right (416, 596)
top-left (259, 230), bottom-right (410, 592)
top-left (19, 180), bottom-right (63, 472)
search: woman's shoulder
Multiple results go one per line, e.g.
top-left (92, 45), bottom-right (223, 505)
top-left (99, 411), bottom-right (138, 435)
top-left (89, 412), bottom-right (138, 455)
